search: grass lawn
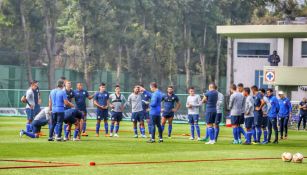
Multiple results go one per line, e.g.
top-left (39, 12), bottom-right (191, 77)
top-left (0, 116), bottom-right (306, 175)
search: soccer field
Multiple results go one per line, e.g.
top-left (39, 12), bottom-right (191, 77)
top-left (0, 117), bottom-right (306, 175)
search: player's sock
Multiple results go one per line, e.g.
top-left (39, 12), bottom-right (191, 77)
top-left (64, 124), bottom-right (68, 137)
top-left (82, 122), bottom-right (87, 133)
top-left (141, 127), bottom-right (145, 135)
top-left (24, 131), bottom-right (36, 138)
top-left (239, 126), bottom-right (246, 139)
top-left (96, 123), bottom-right (100, 134)
top-left (256, 126), bottom-right (262, 142)
top-left (26, 123), bottom-right (31, 132)
top-left (232, 127), bottom-right (238, 141)
top-left (237, 127), bottom-right (241, 140)
top-left (115, 125), bottom-right (119, 133)
top-left (195, 124), bottom-right (200, 138)
top-left (139, 124), bottom-right (142, 134)
top-left (73, 129), bottom-right (79, 139)
top-left (65, 129), bottom-right (70, 139)
top-left (190, 124), bottom-right (195, 138)
top-left (246, 131), bottom-right (252, 143)
top-left (214, 127), bottom-right (220, 141)
top-left (151, 125), bottom-right (156, 140)
top-left (110, 123), bottom-right (114, 133)
top-left (161, 125), bottom-right (165, 132)
top-left (134, 127), bottom-right (138, 135)
top-left (204, 127), bottom-right (209, 139)
top-left (252, 126), bottom-right (256, 142)
top-left (208, 127), bottom-right (214, 141)
top-left (104, 123), bottom-right (108, 134)
top-left (168, 125), bottom-right (172, 137)
top-left (263, 130), bottom-right (268, 142)
top-left (147, 123), bottom-right (152, 134)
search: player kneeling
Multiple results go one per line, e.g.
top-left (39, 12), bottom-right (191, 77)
top-left (63, 109), bottom-right (83, 141)
top-left (20, 107), bottom-right (50, 138)
top-left (242, 88), bottom-right (254, 145)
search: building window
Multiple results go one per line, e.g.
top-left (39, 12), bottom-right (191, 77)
top-left (255, 70), bottom-right (268, 89)
top-left (302, 41), bottom-right (307, 58)
top-left (237, 42), bottom-right (270, 58)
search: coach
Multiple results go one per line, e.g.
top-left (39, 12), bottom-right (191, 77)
top-left (48, 79), bottom-right (73, 141)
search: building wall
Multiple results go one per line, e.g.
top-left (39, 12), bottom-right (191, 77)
top-left (227, 38), bottom-right (307, 101)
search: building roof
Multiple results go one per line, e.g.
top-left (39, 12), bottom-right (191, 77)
top-left (217, 25), bottom-right (307, 38)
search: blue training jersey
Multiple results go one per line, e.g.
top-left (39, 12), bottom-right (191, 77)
top-left (278, 97), bottom-right (292, 117)
top-left (64, 108), bottom-right (82, 121)
top-left (74, 89), bottom-right (89, 111)
top-left (254, 92), bottom-right (263, 114)
top-left (204, 90), bottom-right (218, 113)
top-left (147, 90), bottom-right (162, 116)
top-left (141, 92), bottom-right (151, 112)
top-left (50, 88), bottom-right (67, 113)
top-left (267, 95), bottom-right (279, 118)
top-left (299, 101), bottom-right (307, 116)
top-left (93, 91), bottom-right (109, 111)
top-left (162, 93), bottom-right (179, 113)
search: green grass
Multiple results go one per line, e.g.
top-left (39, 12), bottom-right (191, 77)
top-left (0, 117), bottom-right (307, 175)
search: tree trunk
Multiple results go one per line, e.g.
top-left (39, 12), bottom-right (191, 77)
top-left (82, 25), bottom-right (92, 90)
top-left (215, 35), bottom-right (222, 86)
top-left (199, 25), bottom-right (207, 91)
top-left (19, 0), bottom-right (32, 85)
top-left (229, 38), bottom-right (234, 84)
top-left (43, 0), bottom-right (56, 89)
top-left (116, 45), bottom-right (122, 84)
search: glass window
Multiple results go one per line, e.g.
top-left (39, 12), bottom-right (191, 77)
top-left (237, 42), bottom-right (270, 58)
top-left (302, 41), bottom-right (307, 58)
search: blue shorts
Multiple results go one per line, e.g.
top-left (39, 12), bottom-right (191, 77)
top-left (261, 116), bottom-right (268, 128)
top-left (239, 113), bottom-right (245, 124)
top-left (143, 111), bottom-right (150, 120)
top-left (188, 114), bottom-right (199, 124)
top-left (111, 112), bottom-right (123, 122)
top-left (254, 111), bottom-right (263, 126)
top-left (97, 109), bottom-right (108, 120)
top-left (205, 112), bottom-right (216, 124)
top-left (131, 111), bottom-right (144, 122)
top-left (215, 113), bottom-right (222, 125)
top-left (245, 117), bottom-right (254, 129)
top-left (32, 120), bottom-right (47, 133)
top-left (231, 115), bottom-right (240, 125)
top-left (64, 115), bottom-right (77, 124)
top-left (26, 108), bottom-right (34, 120)
top-left (162, 112), bottom-right (174, 118)
top-left (34, 104), bottom-right (41, 116)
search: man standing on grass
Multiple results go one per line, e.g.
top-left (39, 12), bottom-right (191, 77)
top-left (237, 83), bottom-right (246, 141)
top-left (74, 82), bottom-right (94, 137)
top-left (202, 83), bottom-right (218, 145)
top-left (186, 87), bottom-right (202, 141)
top-left (140, 82), bottom-right (163, 143)
top-left (277, 91), bottom-right (292, 140)
top-left (140, 84), bottom-right (152, 137)
top-left (127, 85), bottom-right (146, 138)
top-left (260, 88), bottom-right (269, 144)
top-left (242, 88), bottom-right (254, 145)
top-left (20, 107), bottom-right (50, 139)
top-left (161, 86), bottom-right (181, 138)
top-left (229, 84), bottom-right (245, 144)
top-left (109, 85), bottom-right (126, 137)
top-left (25, 81), bottom-right (37, 132)
top-left (298, 97), bottom-right (307, 130)
top-left (251, 85), bottom-right (265, 144)
top-left (267, 88), bottom-right (279, 144)
top-left (49, 79), bottom-right (73, 141)
top-left (93, 83), bottom-right (110, 137)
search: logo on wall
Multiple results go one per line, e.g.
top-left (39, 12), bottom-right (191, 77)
top-left (264, 70), bottom-right (275, 83)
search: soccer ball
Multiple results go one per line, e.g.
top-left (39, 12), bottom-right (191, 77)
top-left (281, 152), bottom-right (292, 162)
top-left (292, 153), bottom-right (304, 163)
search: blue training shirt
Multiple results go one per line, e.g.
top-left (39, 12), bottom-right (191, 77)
top-left (33, 87), bottom-right (40, 105)
top-left (64, 108), bottom-right (82, 121)
top-left (267, 95), bottom-right (280, 118)
top-left (141, 92), bottom-right (151, 112)
top-left (204, 90), bottom-right (218, 113)
top-left (74, 89), bottom-right (89, 111)
top-left (299, 101), bottom-right (307, 116)
top-left (278, 97), bottom-right (292, 117)
top-left (254, 92), bottom-right (263, 114)
top-left (147, 90), bottom-right (162, 116)
top-left (93, 91), bottom-right (109, 112)
top-left (162, 93), bottom-right (179, 113)
top-left (50, 88), bottom-right (67, 113)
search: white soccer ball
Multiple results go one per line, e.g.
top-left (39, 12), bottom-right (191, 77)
top-left (292, 153), bottom-right (304, 163)
top-left (281, 152), bottom-right (292, 162)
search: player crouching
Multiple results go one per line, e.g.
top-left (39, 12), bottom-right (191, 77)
top-left (63, 108), bottom-right (83, 141)
top-left (20, 107), bottom-right (50, 138)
